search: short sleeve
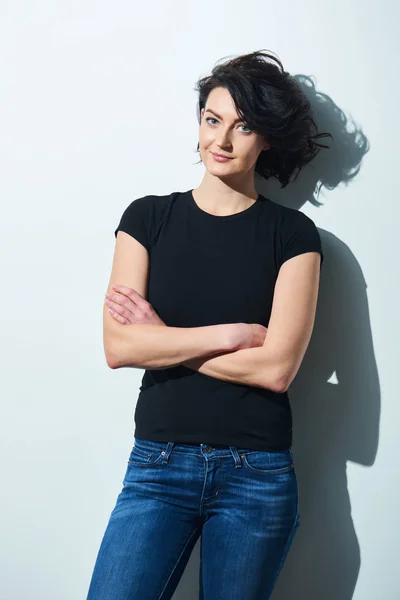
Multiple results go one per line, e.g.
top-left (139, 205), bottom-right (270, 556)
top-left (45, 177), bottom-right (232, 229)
top-left (280, 212), bottom-right (324, 269)
top-left (114, 196), bottom-right (150, 251)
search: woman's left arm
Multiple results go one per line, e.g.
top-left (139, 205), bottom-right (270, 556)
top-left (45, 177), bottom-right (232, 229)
top-left (183, 251), bottom-right (322, 393)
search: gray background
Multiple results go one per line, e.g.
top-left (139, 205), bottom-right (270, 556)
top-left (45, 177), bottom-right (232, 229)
top-left (1, 1), bottom-right (398, 598)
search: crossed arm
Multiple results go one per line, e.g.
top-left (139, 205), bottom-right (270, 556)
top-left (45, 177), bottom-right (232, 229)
top-left (107, 251), bottom-right (322, 394)
top-left (182, 251), bottom-right (321, 392)
top-left (182, 346), bottom-right (282, 392)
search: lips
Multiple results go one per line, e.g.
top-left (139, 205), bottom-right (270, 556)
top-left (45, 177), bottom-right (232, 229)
top-left (212, 152), bottom-right (233, 159)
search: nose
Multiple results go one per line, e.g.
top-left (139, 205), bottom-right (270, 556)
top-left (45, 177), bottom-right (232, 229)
top-left (214, 129), bottom-right (232, 150)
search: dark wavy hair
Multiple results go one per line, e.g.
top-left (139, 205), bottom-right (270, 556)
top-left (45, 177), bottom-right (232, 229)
top-left (194, 49), bottom-right (332, 188)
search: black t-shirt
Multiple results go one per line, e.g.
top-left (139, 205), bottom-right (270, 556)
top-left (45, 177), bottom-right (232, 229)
top-left (114, 189), bottom-right (324, 451)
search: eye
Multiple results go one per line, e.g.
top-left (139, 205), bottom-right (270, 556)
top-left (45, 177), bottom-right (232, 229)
top-left (239, 125), bottom-right (252, 134)
top-left (205, 117), bottom-right (252, 134)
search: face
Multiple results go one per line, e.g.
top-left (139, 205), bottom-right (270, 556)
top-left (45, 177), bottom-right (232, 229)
top-left (198, 87), bottom-right (270, 179)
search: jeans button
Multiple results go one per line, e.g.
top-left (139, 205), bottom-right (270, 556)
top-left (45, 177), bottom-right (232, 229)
top-left (204, 445), bottom-right (212, 453)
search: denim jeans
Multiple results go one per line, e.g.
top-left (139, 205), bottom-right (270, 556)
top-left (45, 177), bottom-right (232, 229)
top-left (86, 437), bottom-right (300, 600)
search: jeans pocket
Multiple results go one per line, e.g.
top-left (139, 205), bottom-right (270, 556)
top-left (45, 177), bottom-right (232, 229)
top-left (242, 449), bottom-right (294, 474)
top-left (127, 445), bottom-right (164, 467)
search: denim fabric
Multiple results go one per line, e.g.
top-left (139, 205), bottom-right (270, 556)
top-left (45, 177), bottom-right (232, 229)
top-left (86, 437), bottom-right (300, 600)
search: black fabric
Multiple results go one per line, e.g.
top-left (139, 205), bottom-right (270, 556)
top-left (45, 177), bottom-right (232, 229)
top-left (114, 189), bottom-right (324, 451)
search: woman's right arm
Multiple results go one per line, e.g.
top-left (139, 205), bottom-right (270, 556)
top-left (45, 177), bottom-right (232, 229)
top-left (104, 232), bottom-right (236, 370)
top-left (109, 323), bottom-right (235, 370)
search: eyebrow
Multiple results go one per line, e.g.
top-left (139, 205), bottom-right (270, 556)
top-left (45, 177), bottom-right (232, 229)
top-left (205, 108), bottom-right (244, 124)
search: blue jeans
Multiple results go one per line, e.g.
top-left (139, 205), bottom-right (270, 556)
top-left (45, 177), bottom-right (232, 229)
top-left (86, 437), bottom-right (300, 600)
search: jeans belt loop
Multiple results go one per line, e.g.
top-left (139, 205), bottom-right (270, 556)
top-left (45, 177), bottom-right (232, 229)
top-left (229, 445), bottom-right (243, 468)
top-left (161, 441), bottom-right (174, 463)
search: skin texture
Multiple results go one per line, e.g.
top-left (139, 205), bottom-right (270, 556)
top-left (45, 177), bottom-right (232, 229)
top-left (104, 285), bottom-right (268, 356)
top-left (105, 285), bottom-right (166, 326)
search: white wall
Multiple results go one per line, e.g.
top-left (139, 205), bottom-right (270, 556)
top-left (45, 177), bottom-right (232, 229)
top-left (1, 1), bottom-right (398, 598)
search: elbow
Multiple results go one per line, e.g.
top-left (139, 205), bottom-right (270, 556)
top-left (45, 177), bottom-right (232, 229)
top-left (103, 337), bottom-right (125, 370)
top-left (105, 346), bottom-right (121, 370)
top-left (104, 338), bottom-right (144, 370)
top-left (275, 377), bottom-right (290, 394)
top-left (106, 355), bottom-right (120, 370)
top-left (269, 375), bottom-right (289, 394)
top-left (262, 365), bottom-right (292, 394)
top-left (275, 365), bottom-right (299, 393)
top-left (259, 369), bottom-right (289, 394)
top-left (258, 348), bottom-right (301, 393)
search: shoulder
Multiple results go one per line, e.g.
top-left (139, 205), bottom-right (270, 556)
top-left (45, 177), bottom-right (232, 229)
top-left (114, 191), bottom-right (181, 251)
top-left (122, 190), bottom-right (176, 212)
top-left (117, 190), bottom-right (180, 220)
top-left (263, 199), bottom-right (323, 268)
top-left (265, 197), bottom-right (318, 230)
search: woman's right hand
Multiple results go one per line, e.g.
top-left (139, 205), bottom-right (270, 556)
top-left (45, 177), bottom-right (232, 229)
top-left (229, 323), bottom-right (268, 351)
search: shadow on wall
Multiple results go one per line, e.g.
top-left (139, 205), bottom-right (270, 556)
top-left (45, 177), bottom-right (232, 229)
top-left (173, 75), bottom-right (377, 600)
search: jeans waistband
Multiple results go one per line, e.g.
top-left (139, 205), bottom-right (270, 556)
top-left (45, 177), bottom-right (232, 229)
top-left (134, 436), bottom-right (292, 463)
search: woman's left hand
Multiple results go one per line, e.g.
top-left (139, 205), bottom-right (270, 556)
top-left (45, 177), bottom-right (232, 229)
top-left (104, 285), bottom-right (166, 326)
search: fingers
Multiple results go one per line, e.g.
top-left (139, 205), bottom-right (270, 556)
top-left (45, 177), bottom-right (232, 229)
top-left (105, 285), bottom-right (155, 326)
top-left (105, 290), bottom-right (135, 315)
top-left (105, 296), bottom-right (133, 321)
top-left (107, 307), bottom-right (127, 323)
top-left (111, 284), bottom-right (141, 300)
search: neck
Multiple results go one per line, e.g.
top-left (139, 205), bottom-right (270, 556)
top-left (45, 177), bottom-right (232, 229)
top-left (194, 176), bottom-right (259, 214)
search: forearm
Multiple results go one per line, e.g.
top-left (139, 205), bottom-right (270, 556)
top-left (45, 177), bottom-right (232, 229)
top-left (108, 323), bottom-right (234, 369)
top-left (183, 345), bottom-right (285, 393)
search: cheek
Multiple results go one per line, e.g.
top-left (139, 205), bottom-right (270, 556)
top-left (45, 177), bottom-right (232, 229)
top-left (200, 131), bottom-right (214, 148)
top-left (244, 146), bottom-right (261, 163)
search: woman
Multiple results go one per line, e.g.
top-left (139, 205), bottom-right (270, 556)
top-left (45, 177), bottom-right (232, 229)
top-left (87, 50), bottom-right (330, 599)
